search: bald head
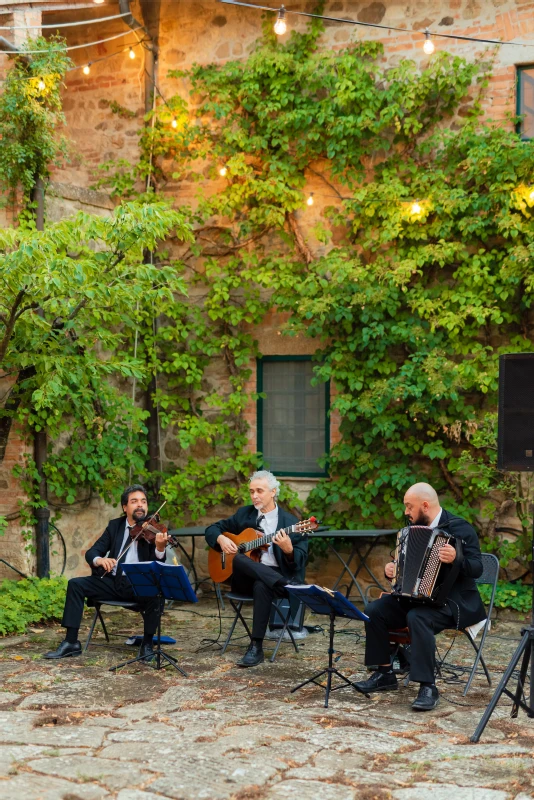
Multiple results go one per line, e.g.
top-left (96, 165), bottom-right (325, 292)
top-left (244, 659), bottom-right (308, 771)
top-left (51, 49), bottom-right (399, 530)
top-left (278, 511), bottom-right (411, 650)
top-left (403, 482), bottom-right (440, 526)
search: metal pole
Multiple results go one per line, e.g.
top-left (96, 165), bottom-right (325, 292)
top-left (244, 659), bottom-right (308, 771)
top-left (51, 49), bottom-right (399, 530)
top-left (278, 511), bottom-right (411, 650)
top-left (32, 176), bottom-right (50, 578)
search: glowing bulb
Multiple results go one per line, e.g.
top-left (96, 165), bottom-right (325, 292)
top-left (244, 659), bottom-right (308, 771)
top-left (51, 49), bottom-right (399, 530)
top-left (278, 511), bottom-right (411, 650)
top-left (83, 64), bottom-right (91, 75)
top-left (38, 79), bottom-right (46, 91)
top-left (93, 0), bottom-right (105, 4)
top-left (306, 192), bottom-right (314, 206)
top-left (129, 47), bottom-right (136, 60)
top-left (423, 30), bottom-right (435, 55)
top-left (171, 118), bottom-right (178, 129)
top-left (219, 166), bottom-right (228, 177)
top-left (411, 202), bottom-right (422, 215)
top-left (274, 6), bottom-right (287, 36)
top-left (529, 188), bottom-right (534, 202)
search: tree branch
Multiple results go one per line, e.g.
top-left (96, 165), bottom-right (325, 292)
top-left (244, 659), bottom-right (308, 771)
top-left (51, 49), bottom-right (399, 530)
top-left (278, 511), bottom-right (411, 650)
top-left (287, 212), bottom-right (313, 264)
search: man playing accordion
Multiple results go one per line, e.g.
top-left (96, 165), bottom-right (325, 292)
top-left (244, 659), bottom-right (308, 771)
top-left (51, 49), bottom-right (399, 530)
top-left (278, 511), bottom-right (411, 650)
top-left (354, 482), bottom-right (486, 711)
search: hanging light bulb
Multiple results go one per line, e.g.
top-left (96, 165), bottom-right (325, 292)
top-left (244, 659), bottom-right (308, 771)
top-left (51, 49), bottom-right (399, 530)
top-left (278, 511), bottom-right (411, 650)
top-left (411, 201), bottom-right (422, 215)
top-left (306, 192), bottom-right (314, 206)
top-left (83, 64), bottom-right (91, 75)
top-left (529, 187), bottom-right (534, 202)
top-left (423, 30), bottom-right (435, 55)
top-left (219, 166), bottom-right (228, 177)
top-left (129, 47), bottom-right (136, 60)
top-left (274, 6), bottom-right (287, 36)
top-left (171, 117), bottom-right (178, 129)
top-left (37, 78), bottom-right (46, 91)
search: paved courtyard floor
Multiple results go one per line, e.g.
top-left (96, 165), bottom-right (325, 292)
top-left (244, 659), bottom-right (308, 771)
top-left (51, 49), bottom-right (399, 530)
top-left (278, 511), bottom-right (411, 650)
top-left (0, 598), bottom-right (532, 800)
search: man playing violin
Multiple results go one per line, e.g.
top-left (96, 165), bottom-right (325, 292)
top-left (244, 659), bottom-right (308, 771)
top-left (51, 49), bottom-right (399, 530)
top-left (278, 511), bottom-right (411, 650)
top-left (44, 484), bottom-right (170, 662)
top-left (205, 470), bottom-right (308, 668)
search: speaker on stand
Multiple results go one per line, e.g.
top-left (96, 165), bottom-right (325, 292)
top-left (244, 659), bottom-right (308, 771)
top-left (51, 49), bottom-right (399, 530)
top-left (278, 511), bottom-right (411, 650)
top-left (472, 353), bottom-right (534, 741)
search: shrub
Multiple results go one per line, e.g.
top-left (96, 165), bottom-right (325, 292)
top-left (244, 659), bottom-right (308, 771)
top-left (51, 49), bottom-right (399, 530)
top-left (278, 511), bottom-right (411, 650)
top-left (0, 576), bottom-right (66, 636)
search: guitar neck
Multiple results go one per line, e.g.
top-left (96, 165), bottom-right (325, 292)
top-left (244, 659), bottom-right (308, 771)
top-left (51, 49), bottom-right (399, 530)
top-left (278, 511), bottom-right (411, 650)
top-left (242, 524), bottom-right (296, 553)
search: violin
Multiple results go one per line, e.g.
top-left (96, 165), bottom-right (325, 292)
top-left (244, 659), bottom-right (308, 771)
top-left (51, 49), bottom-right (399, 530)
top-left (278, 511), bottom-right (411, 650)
top-left (127, 501), bottom-right (178, 548)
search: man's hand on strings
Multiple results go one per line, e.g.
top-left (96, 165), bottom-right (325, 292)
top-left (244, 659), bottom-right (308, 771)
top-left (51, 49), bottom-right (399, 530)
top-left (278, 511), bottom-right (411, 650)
top-left (95, 557), bottom-right (117, 573)
top-left (385, 561), bottom-right (396, 579)
top-left (217, 534), bottom-right (238, 554)
top-left (439, 543), bottom-right (456, 564)
top-left (273, 530), bottom-right (294, 555)
top-left (155, 531), bottom-right (170, 552)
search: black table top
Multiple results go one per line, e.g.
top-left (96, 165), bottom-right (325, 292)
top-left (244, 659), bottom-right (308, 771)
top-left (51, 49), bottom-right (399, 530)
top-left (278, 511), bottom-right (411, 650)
top-left (169, 527), bottom-right (397, 538)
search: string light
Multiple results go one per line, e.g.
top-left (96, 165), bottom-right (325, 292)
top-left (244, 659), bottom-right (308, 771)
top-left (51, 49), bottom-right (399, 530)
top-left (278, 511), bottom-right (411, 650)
top-left (38, 78), bottom-right (46, 91)
top-left (274, 6), bottom-right (287, 36)
top-left (423, 30), bottom-right (435, 55)
top-left (129, 47), bottom-right (136, 59)
top-left (83, 64), bottom-right (91, 75)
top-left (219, 166), bottom-right (228, 176)
top-left (306, 192), bottom-right (314, 206)
top-left (410, 201), bottom-right (422, 215)
top-left (171, 117), bottom-right (178, 128)
top-left (219, 1), bottom-right (534, 51)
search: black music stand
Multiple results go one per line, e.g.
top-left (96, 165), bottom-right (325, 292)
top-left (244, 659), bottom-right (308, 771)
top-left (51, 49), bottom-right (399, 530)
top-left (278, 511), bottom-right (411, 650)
top-left (287, 585), bottom-right (371, 708)
top-left (109, 562), bottom-right (197, 675)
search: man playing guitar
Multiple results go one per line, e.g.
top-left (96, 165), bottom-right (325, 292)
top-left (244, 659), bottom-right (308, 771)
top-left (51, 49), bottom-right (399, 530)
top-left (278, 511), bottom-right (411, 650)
top-left (205, 470), bottom-right (308, 667)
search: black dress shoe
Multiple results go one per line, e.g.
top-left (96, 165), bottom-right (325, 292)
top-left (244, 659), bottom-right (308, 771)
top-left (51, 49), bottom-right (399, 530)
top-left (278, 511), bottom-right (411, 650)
top-left (236, 643), bottom-right (264, 667)
top-left (353, 670), bottom-right (398, 693)
top-left (139, 642), bottom-right (155, 662)
top-left (43, 640), bottom-right (82, 660)
top-left (412, 684), bottom-right (439, 711)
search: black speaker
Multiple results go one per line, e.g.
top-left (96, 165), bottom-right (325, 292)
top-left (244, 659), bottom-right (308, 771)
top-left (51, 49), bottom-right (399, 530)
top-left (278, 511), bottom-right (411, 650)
top-left (498, 353), bottom-right (534, 471)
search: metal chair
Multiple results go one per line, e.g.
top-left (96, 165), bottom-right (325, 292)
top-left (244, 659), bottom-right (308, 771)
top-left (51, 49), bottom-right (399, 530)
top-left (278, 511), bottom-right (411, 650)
top-left (221, 592), bottom-right (300, 662)
top-left (83, 599), bottom-right (142, 652)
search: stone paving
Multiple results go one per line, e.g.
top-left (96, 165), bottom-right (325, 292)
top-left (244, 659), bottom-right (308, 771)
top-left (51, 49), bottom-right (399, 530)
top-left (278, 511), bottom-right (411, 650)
top-left (0, 599), bottom-right (533, 800)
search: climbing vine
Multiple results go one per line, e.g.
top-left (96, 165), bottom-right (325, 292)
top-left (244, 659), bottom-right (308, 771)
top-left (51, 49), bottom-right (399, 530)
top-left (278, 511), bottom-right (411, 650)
top-left (93, 9), bottom-right (533, 570)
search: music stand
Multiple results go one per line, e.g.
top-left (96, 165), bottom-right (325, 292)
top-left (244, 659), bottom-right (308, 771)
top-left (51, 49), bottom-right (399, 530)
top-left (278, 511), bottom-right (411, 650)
top-left (287, 585), bottom-right (371, 707)
top-left (109, 562), bottom-right (197, 675)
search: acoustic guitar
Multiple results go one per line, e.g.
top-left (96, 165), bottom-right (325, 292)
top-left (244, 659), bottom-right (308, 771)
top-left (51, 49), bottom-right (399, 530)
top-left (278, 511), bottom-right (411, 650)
top-left (208, 517), bottom-right (320, 584)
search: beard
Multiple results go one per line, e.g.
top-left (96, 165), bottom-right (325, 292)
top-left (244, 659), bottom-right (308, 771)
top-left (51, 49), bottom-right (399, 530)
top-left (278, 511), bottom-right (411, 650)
top-left (132, 508), bottom-right (146, 521)
top-left (410, 511), bottom-right (431, 526)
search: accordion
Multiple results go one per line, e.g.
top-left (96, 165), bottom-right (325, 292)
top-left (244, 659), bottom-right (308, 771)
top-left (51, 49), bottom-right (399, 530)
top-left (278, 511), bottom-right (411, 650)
top-left (392, 525), bottom-right (463, 605)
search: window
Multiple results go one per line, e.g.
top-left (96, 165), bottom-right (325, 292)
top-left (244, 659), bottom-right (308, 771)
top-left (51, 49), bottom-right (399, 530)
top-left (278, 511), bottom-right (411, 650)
top-left (517, 66), bottom-right (534, 139)
top-left (257, 356), bottom-right (329, 477)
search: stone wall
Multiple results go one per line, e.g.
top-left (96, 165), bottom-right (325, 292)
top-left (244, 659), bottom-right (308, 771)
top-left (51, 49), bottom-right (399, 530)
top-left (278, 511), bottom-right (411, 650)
top-left (0, 0), bottom-right (531, 581)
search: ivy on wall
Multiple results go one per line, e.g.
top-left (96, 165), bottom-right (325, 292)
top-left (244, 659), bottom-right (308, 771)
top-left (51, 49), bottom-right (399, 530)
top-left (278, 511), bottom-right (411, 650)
top-left (97, 10), bottom-right (534, 566)
top-left (3, 18), bottom-right (534, 573)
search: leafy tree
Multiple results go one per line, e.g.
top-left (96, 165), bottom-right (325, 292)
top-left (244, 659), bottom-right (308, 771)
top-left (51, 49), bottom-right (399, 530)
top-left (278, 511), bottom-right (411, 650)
top-left (0, 203), bottom-right (192, 519)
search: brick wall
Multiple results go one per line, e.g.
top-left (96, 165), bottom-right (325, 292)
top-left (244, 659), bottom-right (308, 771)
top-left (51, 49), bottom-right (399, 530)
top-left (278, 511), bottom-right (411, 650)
top-left (1, 0), bottom-right (532, 579)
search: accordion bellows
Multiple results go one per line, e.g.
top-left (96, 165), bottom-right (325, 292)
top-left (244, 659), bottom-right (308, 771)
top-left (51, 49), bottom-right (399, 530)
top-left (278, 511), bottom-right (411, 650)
top-left (392, 525), bottom-right (463, 606)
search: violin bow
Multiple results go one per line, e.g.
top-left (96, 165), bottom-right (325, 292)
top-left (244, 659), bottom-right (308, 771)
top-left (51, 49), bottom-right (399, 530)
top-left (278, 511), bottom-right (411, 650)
top-left (100, 499), bottom-right (168, 578)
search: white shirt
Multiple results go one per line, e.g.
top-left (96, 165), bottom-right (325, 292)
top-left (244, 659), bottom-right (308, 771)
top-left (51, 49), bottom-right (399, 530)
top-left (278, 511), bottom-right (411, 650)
top-left (428, 508), bottom-right (443, 529)
top-left (258, 505), bottom-right (279, 568)
top-left (94, 521), bottom-right (165, 575)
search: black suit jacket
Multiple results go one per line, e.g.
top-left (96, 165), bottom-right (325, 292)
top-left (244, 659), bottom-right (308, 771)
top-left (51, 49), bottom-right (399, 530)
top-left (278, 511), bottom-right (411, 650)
top-left (433, 508), bottom-right (486, 628)
top-left (85, 516), bottom-right (166, 576)
top-left (205, 505), bottom-right (308, 583)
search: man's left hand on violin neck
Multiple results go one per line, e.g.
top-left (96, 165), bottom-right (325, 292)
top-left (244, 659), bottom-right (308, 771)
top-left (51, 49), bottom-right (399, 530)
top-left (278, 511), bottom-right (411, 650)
top-left (155, 531), bottom-right (171, 552)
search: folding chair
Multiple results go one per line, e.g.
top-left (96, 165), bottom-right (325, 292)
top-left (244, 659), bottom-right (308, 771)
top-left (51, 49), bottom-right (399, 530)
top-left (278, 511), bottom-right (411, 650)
top-left (221, 592), bottom-right (300, 662)
top-left (84, 599), bottom-right (142, 652)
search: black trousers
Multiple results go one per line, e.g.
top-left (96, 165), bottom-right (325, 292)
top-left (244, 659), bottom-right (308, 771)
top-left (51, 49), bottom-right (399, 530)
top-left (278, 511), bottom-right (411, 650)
top-left (231, 554), bottom-right (287, 640)
top-left (364, 594), bottom-right (455, 684)
top-left (61, 574), bottom-right (161, 638)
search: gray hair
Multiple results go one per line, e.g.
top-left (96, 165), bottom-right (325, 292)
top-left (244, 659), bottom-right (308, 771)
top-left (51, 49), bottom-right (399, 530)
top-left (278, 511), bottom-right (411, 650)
top-left (249, 470), bottom-right (280, 498)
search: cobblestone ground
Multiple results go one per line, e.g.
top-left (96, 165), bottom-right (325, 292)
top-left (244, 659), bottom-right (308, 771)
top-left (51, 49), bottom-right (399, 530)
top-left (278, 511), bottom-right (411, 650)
top-left (0, 598), bottom-right (533, 800)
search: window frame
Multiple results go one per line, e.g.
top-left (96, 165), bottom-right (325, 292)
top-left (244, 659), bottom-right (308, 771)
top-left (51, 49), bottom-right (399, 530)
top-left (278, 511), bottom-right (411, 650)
top-left (516, 65), bottom-right (534, 140)
top-left (256, 355), bottom-right (330, 478)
